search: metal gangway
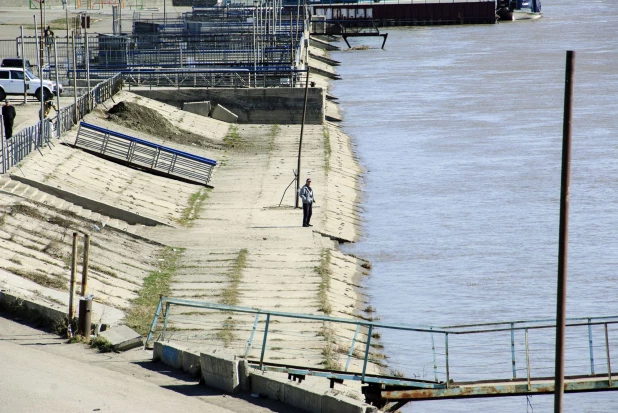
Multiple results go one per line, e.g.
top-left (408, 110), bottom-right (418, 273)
top-left (146, 297), bottom-right (618, 412)
top-left (75, 123), bottom-right (217, 185)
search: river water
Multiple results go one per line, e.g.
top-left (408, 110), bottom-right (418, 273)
top-left (332, 0), bottom-right (618, 411)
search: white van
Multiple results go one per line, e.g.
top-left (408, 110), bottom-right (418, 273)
top-left (0, 67), bottom-right (62, 102)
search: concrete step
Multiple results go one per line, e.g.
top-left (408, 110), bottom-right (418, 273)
top-left (0, 176), bottom-right (12, 190)
top-left (3, 180), bottom-right (21, 193)
top-left (31, 190), bottom-right (48, 204)
top-left (11, 183), bottom-right (28, 197)
top-left (22, 186), bottom-right (39, 199)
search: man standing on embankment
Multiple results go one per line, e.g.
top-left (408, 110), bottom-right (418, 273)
top-left (300, 178), bottom-right (315, 227)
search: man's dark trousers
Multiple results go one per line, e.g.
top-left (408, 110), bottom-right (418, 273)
top-left (303, 203), bottom-right (313, 227)
top-left (3, 121), bottom-right (12, 140)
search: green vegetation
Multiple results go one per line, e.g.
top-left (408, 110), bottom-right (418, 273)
top-left (315, 249), bottom-right (332, 315)
top-left (6, 266), bottom-right (65, 290)
top-left (178, 188), bottom-right (210, 226)
top-left (323, 127), bottom-right (332, 174)
top-left (125, 247), bottom-right (184, 335)
top-left (26, 17), bottom-right (80, 31)
top-left (319, 324), bottom-right (342, 370)
top-left (90, 336), bottom-right (114, 353)
top-left (216, 317), bottom-right (237, 348)
top-left (220, 248), bottom-right (248, 306)
top-left (269, 124), bottom-right (280, 151)
top-left (223, 125), bottom-right (242, 148)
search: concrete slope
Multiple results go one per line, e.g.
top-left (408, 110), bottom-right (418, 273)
top-left (0, 180), bottom-right (165, 324)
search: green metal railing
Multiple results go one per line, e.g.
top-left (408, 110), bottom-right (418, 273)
top-left (146, 296), bottom-right (618, 389)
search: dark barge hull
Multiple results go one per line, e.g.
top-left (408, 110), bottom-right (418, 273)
top-left (312, 1), bottom-right (497, 26)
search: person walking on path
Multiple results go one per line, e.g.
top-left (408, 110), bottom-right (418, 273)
top-left (300, 177), bottom-right (316, 227)
top-left (2, 100), bottom-right (16, 140)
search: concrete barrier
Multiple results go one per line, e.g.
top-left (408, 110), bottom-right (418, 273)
top-left (200, 350), bottom-right (240, 393)
top-left (322, 393), bottom-right (378, 413)
top-left (152, 341), bottom-right (381, 412)
top-left (250, 372), bottom-right (286, 401)
top-left (210, 104), bottom-right (238, 123)
top-left (152, 342), bottom-right (201, 377)
top-left (182, 101), bottom-right (211, 118)
top-left (133, 87), bottom-right (325, 125)
top-left (285, 381), bottom-right (324, 412)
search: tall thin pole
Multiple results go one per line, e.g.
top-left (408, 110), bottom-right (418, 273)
top-left (81, 234), bottom-right (90, 296)
top-left (554, 50), bottom-right (575, 413)
top-left (40, 1), bottom-right (44, 69)
top-left (85, 24), bottom-right (91, 110)
top-left (66, 6), bottom-right (70, 72)
top-left (68, 232), bottom-right (78, 322)
top-left (295, 41), bottom-right (310, 208)
top-left (21, 26), bottom-right (27, 105)
top-left (53, 38), bottom-right (61, 138)
top-left (72, 32), bottom-right (78, 122)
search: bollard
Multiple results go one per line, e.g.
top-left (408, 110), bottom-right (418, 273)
top-left (78, 298), bottom-right (92, 340)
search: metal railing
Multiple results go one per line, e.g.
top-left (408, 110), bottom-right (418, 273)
top-left (0, 73), bottom-right (122, 174)
top-left (75, 122), bottom-right (217, 185)
top-left (146, 297), bottom-right (618, 389)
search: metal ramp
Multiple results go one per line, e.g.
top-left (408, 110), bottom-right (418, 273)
top-left (75, 122), bottom-right (216, 185)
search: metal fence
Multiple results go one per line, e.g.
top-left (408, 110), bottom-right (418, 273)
top-left (0, 73), bottom-right (122, 174)
top-left (146, 297), bottom-right (618, 389)
top-left (75, 122), bottom-right (217, 185)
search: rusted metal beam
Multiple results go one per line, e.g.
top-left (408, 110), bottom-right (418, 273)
top-left (381, 376), bottom-right (618, 401)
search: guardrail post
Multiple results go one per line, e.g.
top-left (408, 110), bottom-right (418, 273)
top-left (259, 313), bottom-right (271, 370)
top-left (526, 328), bottom-right (531, 391)
top-left (345, 323), bottom-right (360, 372)
top-left (431, 327), bottom-right (438, 382)
top-left (605, 323), bottom-right (612, 386)
top-left (244, 313), bottom-right (260, 358)
top-left (445, 333), bottom-right (450, 388)
top-left (161, 302), bottom-right (171, 341)
top-left (511, 323), bottom-right (517, 379)
top-left (361, 324), bottom-right (373, 382)
top-left (588, 318), bottom-right (595, 375)
top-left (145, 295), bottom-right (164, 348)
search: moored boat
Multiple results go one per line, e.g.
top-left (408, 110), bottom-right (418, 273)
top-left (497, 0), bottom-right (542, 21)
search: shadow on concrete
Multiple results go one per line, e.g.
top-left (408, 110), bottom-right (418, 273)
top-left (133, 360), bottom-right (298, 412)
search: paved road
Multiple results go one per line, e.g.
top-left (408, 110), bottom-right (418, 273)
top-left (0, 316), bottom-right (296, 413)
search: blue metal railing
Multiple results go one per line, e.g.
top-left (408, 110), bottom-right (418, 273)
top-left (76, 122), bottom-right (217, 185)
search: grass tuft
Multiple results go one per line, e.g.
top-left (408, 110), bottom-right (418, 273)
top-left (90, 336), bottom-right (114, 353)
top-left (323, 127), bottom-right (332, 174)
top-left (216, 317), bottom-right (237, 348)
top-left (7, 266), bottom-right (65, 289)
top-left (178, 188), bottom-right (210, 226)
top-left (220, 248), bottom-right (248, 306)
top-left (315, 249), bottom-right (332, 315)
top-left (223, 125), bottom-right (242, 148)
top-left (125, 247), bottom-right (184, 336)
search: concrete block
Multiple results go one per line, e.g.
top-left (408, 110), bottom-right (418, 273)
top-left (211, 104), bottom-right (238, 123)
top-left (250, 372), bottom-right (286, 401)
top-left (99, 325), bottom-right (143, 352)
top-left (153, 341), bottom-right (163, 360)
top-left (322, 392), bottom-right (376, 413)
top-left (182, 350), bottom-right (201, 377)
top-left (285, 382), bottom-right (323, 413)
top-left (182, 101), bottom-right (211, 118)
top-left (200, 351), bottom-right (240, 393)
top-left (161, 344), bottom-right (184, 370)
top-left (238, 359), bottom-right (251, 392)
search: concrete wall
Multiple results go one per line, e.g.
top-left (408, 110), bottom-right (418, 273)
top-left (133, 88), bottom-right (325, 125)
top-left (153, 341), bottom-right (380, 413)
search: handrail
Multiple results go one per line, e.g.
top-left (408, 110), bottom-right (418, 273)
top-left (79, 122), bottom-right (217, 166)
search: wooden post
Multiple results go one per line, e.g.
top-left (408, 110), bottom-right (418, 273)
top-left (81, 233), bottom-right (90, 296)
top-left (68, 232), bottom-right (78, 324)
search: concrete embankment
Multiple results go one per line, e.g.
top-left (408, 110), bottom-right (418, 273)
top-left (0, 31), bottom-right (381, 410)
